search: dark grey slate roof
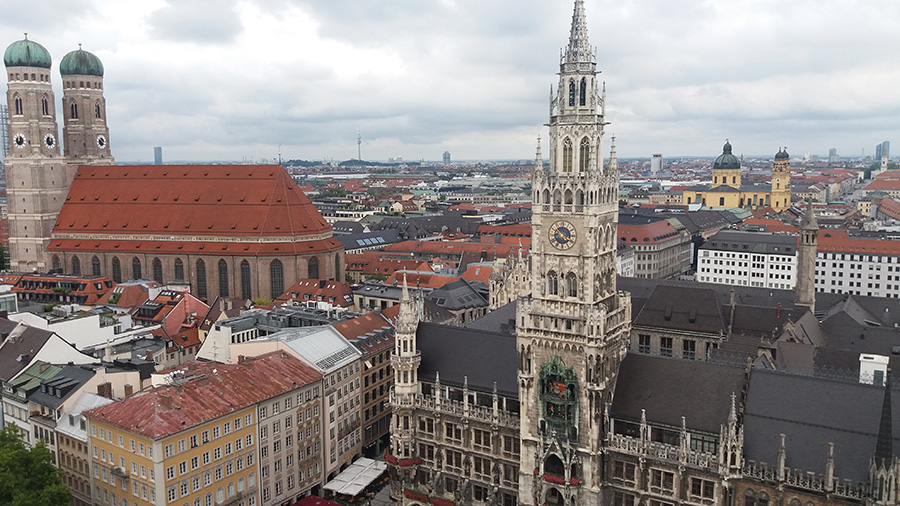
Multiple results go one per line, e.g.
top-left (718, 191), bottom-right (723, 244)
top-left (427, 279), bottom-right (488, 311)
top-left (701, 230), bottom-right (798, 255)
top-left (0, 320), bottom-right (55, 382)
top-left (27, 364), bottom-right (96, 409)
top-left (633, 284), bottom-right (726, 335)
top-left (610, 354), bottom-right (746, 433)
top-left (743, 369), bottom-right (900, 482)
top-left (416, 322), bottom-right (517, 397)
top-left (338, 229), bottom-right (404, 251)
top-left (467, 301), bottom-right (517, 335)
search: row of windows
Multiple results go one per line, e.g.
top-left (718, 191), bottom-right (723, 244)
top-left (50, 255), bottom-right (319, 299)
top-left (9, 72), bottom-right (51, 82)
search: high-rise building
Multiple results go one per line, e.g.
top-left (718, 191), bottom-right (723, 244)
top-left (650, 153), bottom-right (662, 175)
top-left (828, 147), bottom-right (840, 165)
top-left (442, 151), bottom-right (450, 164)
top-left (154, 146), bottom-right (163, 165)
top-left (876, 141), bottom-right (889, 161)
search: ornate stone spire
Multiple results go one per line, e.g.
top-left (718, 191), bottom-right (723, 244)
top-left (800, 200), bottom-right (818, 231)
top-left (396, 274), bottom-right (417, 335)
top-left (607, 135), bottom-right (618, 173)
top-left (565, 0), bottom-right (594, 64)
top-left (535, 136), bottom-right (543, 172)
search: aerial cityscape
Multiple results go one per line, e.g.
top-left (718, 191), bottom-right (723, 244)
top-left (1, 1), bottom-right (900, 506)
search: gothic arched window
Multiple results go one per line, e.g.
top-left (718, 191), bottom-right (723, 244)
top-left (270, 260), bottom-right (284, 299)
top-left (567, 272), bottom-right (578, 297)
top-left (744, 490), bottom-right (756, 506)
top-left (218, 259), bottom-right (229, 297)
top-left (174, 259), bottom-right (184, 282)
top-left (152, 258), bottom-right (163, 283)
top-left (579, 137), bottom-right (590, 172)
top-left (13, 94), bottom-right (22, 115)
top-left (95, 101), bottom-right (102, 119)
top-left (41, 96), bottom-right (49, 116)
top-left (132, 257), bottom-right (142, 280)
top-left (71, 256), bottom-right (81, 276)
top-left (548, 271), bottom-right (559, 295)
top-left (568, 80), bottom-right (575, 107)
top-left (52, 256), bottom-right (61, 271)
top-left (562, 138), bottom-right (573, 173)
top-left (240, 260), bottom-right (251, 300)
top-left (308, 256), bottom-right (319, 279)
top-left (70, 101), bottom-right (78, 119)
top-left (111, 257), bottom-right (122, 283)
top-left (579, 77), bottom-right (586, 106)
top-left (91, 256), bottom-right (101, 276)
top-left (196, 260), bottom-right (207, 299)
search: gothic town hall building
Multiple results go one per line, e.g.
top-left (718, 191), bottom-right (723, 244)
top-left (387, 2), bottom-right (900, 506)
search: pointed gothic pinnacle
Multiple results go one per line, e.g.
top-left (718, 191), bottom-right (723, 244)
top-left (535, 136), bottom-right (543, 171)
top-left (401, 273), bottom-right (410, 302)
top-left (607, 135), bottom-right (618, 172)
top-left (728, 392), bottom-right (737, 422)
top-left (565, 0), bottom-right (593, 64)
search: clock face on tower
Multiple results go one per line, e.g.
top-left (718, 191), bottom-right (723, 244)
top-left (549, 221), bottom-right (577, 250)
top-left (13, 133), bottom-right (26, 148)
top-left (44, 134), bottom-right (55, 148)
top-left (96, 135), bottom-right (107, 148)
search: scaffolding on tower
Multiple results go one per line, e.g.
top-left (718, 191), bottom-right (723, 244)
top-left (0, 104), bottom-right (8, 160)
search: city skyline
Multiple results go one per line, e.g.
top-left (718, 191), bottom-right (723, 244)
top-left (4, 0), bottom-right (899, 162)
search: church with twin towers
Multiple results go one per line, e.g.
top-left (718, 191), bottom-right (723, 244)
top-left (4, 35), bottom-right (113, 272)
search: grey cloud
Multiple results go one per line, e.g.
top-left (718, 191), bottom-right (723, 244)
top-left (147, 0), bottom-right (244, 44)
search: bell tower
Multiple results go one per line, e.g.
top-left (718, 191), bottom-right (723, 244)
top-left (517, 1), bottom-right (631, 505)
top-left (3, 34), bottom-right (68, 271)
top-left (770, 148), bottom-right (791, 211)
top-left (60, 45), bottom-right (113, 166)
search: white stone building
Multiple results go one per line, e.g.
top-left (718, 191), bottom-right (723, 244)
top-left (696, 230), bottom-right (798, 289)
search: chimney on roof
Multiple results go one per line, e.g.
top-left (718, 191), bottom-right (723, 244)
top-left (226, 299), bottom-right (233, 311)
top-left (124, 384), bottom-right (134, 397)
top-left (237, 355), bottom-right (246, 365)
top-left (158, 393), bottom-right (173, 409)
top-left (97, 382), bottom-right (113, 398)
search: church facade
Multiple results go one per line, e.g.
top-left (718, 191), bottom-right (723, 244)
top-left (682, 144), bottom-right (792, 212)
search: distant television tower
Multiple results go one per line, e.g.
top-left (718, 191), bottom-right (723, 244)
top-left (357, 128), bottom-right (362, 161)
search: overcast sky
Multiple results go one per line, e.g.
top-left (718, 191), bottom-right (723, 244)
top-left (4, 0), bottom-right (899, 162)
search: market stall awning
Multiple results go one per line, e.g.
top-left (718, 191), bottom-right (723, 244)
top-left (323, 458), bottom-right (388, 497)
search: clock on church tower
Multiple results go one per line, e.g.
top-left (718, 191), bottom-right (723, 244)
top-left (515, 1), bottom-right (632, 505)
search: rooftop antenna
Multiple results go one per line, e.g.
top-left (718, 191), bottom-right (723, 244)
top-left (278, 143), bottom-right (282, 166)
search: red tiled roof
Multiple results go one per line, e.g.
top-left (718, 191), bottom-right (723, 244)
top-left (96, 280), bottom-right (162, 308)
top-left (382, 241), bottom-right (521, 257)
top-left (477, 223), bottom-right (531, 238)
top-left (50, 165), bottom-right (337, 248)
top-left (276, 279), bottom-right (353, 307)
top-left (384, 271), bottom-right (459, 289)
top-left (344, 253), bottom-right (420, 275)
top-left (865, 180), bottom-right (900, 191)
top-left (877, 197), bottom-right (900, 221)
top-left (333, 311), bottom-right (394, 353)
top-left (85, 351), bottom-right (322, 439)
top-left (0, 274), bottom-right (22, 285)
top-left (818, 229), bottom-right (900, 255)
top-left (617, 220), bottom-right (681, 244)
top-left (461, 264), bottom-right (499, 284)
top-left (11, 274), bottom-right (115, 305)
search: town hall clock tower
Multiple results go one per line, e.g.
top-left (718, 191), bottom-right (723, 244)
top-left (516, 1), bottom-right (631, 504)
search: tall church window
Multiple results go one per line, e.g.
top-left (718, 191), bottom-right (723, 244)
top-left (132, 258), bottom-right (142, 280)
top-left (308, 256), bottom-right (319, 279)
top-left (579, 78), bottom-right (586, 106)
top-left (72, 256), bottom-right (81, 276)
top-left (95, 101), bottom-right (102, 119)
top-left (174, 259), bottom-right (184, 282)
top-left (92, 256), bottom-right (101, 276)
top-left (41, 96), bottom-right (49, 116)
top-left (568, 81), bottom-right (575, 107)
top-left (70, 101), bottom-right (78, 119)
top-left (547, 271), bottom-right (559, 295)
top-left (152, 258), bottom-right (163, 283)
top-left (196, 260), bottom-right (207, 299)
top-left (52, 256), bottom-right (61, 271)
top-left (335, 253), bottom-right (342, 281)
top-left (112, 257), bottom-right (122, 283)
top-left (566, 273), bottom-right (578, 297)
top-left (562, 138), bottom-right (573, 173)
top-left (218, 260), bottom-right (229, 297)
top-left (579, 137), bottom-right (590, 172)
top-left (270, 260), bottom-right (284, 299)
top-left (240, 260), bottom-right (251, 300)
top-left (13, 94), bottom-right (22, 115)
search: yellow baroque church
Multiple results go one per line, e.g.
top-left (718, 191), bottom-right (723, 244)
top-left (682, 141), bottom-right (792, 211)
